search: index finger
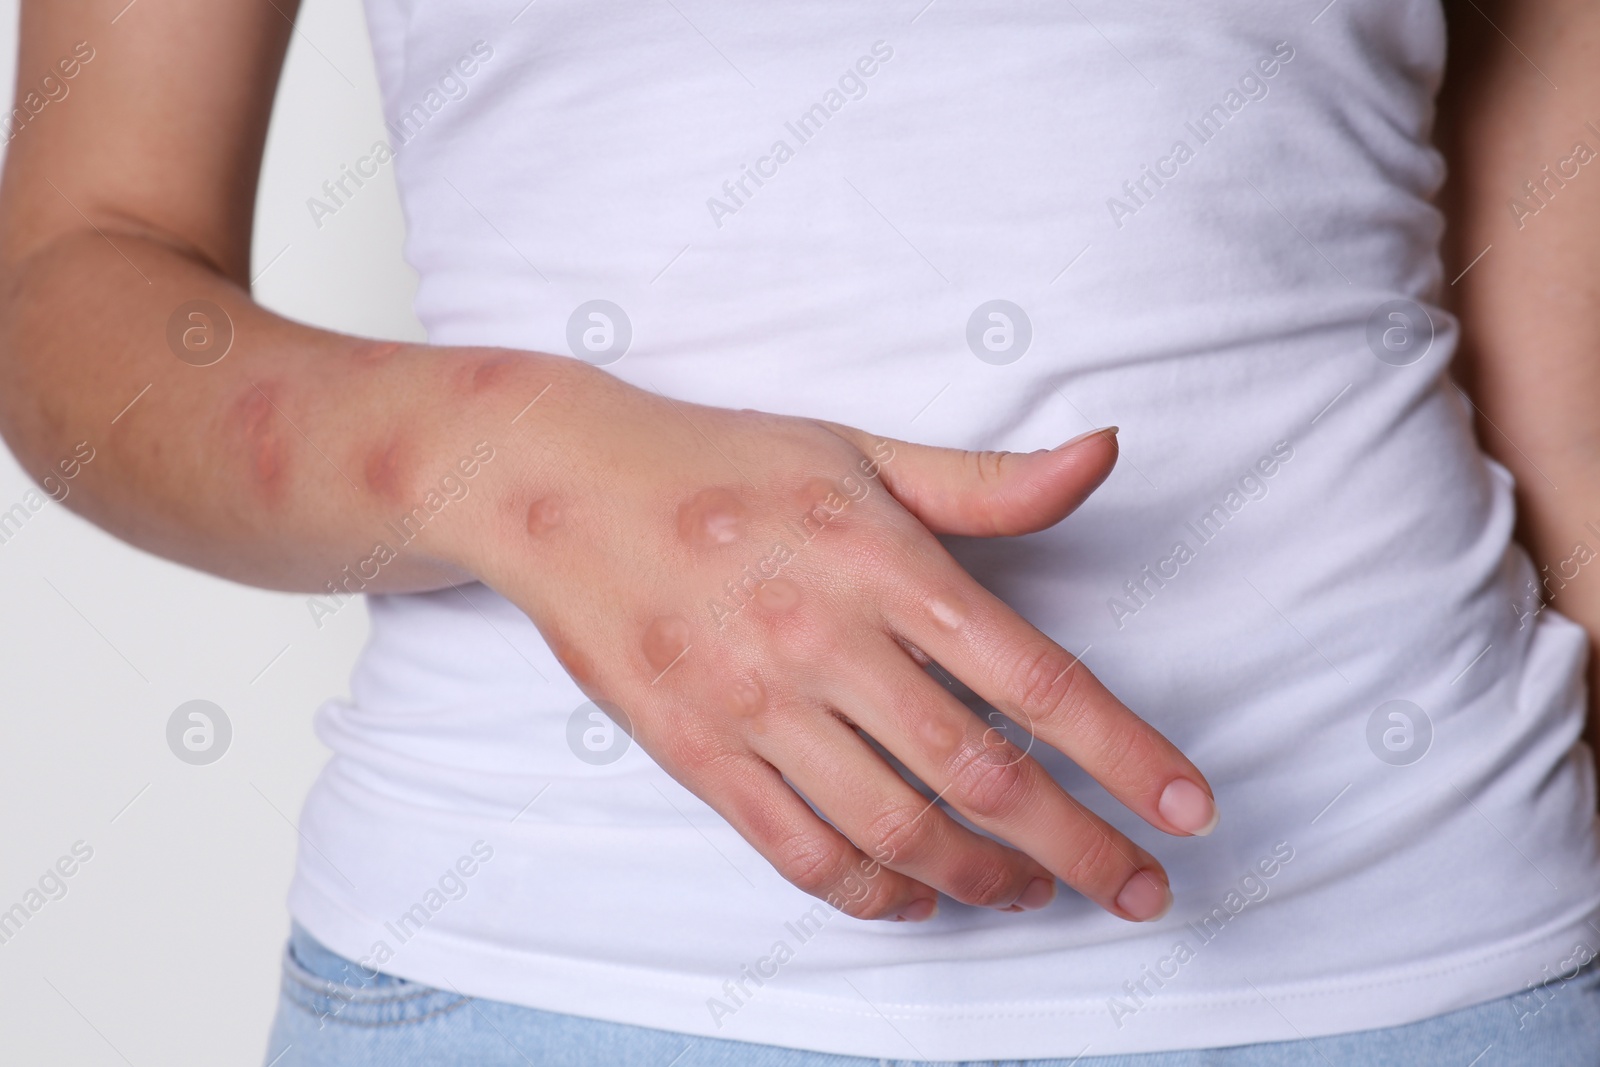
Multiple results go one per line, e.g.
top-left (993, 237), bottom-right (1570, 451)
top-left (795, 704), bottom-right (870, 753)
top-left (880, 542), bottom-right (1220, 841)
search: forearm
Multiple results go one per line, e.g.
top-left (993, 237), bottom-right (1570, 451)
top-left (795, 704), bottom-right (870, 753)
top-left (0, 227), bottom-right (588, 594)
top-left (1439, 0), bottom-right (1600, 750)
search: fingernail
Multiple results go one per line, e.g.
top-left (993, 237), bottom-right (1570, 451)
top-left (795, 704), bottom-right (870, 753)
top-left (1158, 778), bottom-right (1220, 836)
top-left (1056, 426), bottom-right (1119, 450)
top-left (1015, 876), bottom-right (1055, 911)
top-left (1115, 870), bottom-right (1172, 922)
top-left (893, 898), bottom-right (938, 922)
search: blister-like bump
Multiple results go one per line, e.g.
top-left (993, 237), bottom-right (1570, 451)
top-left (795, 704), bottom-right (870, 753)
top-left (363, 439), bottom-right (406, 502)
top-left (927, 595), bottom-right (966, 631)
top-left (548, 632), bottom-right (597, 688)
top-left (526, 497), bottom-right (561, 536)
top-left (351, 340), bottom-right (402, 365)
top-left (795, 476), bottom-right (848, 534)
top-left (919, 711), bottom-right (964, 754)
top-left (235, 386), bottom-right (286, 495)
top-left (754, 578), bottom-right (801, 613)
top-left (467, 352), bottom-right (522, 393)
top-left (677, 488), bottom-right (745, 546)
top-left (725, 672), bottom-right (767, 717)
top-left (642, 615), bottom-right (691, 674)
top-left (796, 476), bottom-right (842, 509)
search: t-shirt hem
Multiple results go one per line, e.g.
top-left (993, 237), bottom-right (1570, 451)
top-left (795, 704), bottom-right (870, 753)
top-left (286, 874), bottom-right (1600, 1059)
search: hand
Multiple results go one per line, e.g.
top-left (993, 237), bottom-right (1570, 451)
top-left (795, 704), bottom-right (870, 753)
top-left (462, 364), bottom-right (1217, 923)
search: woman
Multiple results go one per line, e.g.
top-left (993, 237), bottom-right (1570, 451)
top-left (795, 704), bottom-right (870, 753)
top-left (1, 0), bottom-right (1596, 1063)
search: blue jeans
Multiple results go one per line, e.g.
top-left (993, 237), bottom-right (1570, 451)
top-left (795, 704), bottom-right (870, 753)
top-left (265, 923), bottom-right (1600, 1066)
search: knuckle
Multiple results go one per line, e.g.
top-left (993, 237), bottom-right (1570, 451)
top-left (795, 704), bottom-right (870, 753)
top-left (945, 738), bottom-right (1032, 822)
top-left (828, 893), bottom-right (877, 920)
top-left (843, 530), bottom-right (895, 574)
top-left (1007, 642), bottom-right (1093, 732)
top-left (861, 802), bottom-right (941, 868)
top-left (772, 834), bottom-right (853, 898)
top-left (839, 523), bottom-right (915, 580)
top-left (761, 606), bottom-right (839, 663)
top-left (825, 863), bottom-right (902, 921)
top-left (946, 857), bottom-right (1017, 908)
top-left (965, 449), bottom-right (1012, 489)
top-left (1084, 725), bottom-right (1166, 790)
top-left (652, 720), bottom-right (734, 774)
top-left (1062, 831), bottom-right (1126, 895)
top-left (644, 729), bottom-right (696, 774)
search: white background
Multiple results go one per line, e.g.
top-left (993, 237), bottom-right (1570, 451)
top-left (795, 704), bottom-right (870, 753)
top-left (0, 2), bottom-right (424, 1062)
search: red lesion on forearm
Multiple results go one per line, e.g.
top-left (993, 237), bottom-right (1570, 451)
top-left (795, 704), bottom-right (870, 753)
top-left (525, 495), bottom-right (562, 536)
top-left (230, 380), bottom-right (288, 499)
top-left (461, 350), bottom-right (525, 394)
top-left (361, 434), bottom-right (409, 504)
top-left (350, 339), bottom-right (402, 365)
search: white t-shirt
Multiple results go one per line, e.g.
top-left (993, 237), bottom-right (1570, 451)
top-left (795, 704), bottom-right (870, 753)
top-left (288, 0), bottom-right (1600, 1057)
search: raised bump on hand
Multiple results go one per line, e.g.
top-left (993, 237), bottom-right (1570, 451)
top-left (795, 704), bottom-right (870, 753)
top-left (642, 615), bottom-right (691, 676)
top-left (926, 594), bottom-right (966, 632)
top-left (754, 577), bottom-right (801, 613)
top-left (725, 671), bottom-right (768, 717)
top-left (677, 488), bottom-right (745, 547)
top-left (526, 496), bottom-right (562, 537)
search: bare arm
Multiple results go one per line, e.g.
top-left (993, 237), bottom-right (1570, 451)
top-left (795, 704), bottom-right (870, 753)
top-left (0, 0), bottom-right (582, 593)
top-left (0, 0), bottom-right (1220, 922)
top-left (1439, 0), bottom-right (1600, 769)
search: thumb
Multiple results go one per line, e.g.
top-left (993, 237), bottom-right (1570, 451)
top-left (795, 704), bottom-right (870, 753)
top-left (829, 424), bottom-right (1120, 537)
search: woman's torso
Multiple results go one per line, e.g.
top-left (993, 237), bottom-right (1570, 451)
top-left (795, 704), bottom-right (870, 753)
top-left (286, 2), bottom-right (1600, 1057)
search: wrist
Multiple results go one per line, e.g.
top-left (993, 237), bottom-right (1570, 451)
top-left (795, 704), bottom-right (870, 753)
top-left (406, 346), bottom-right (614, 585)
